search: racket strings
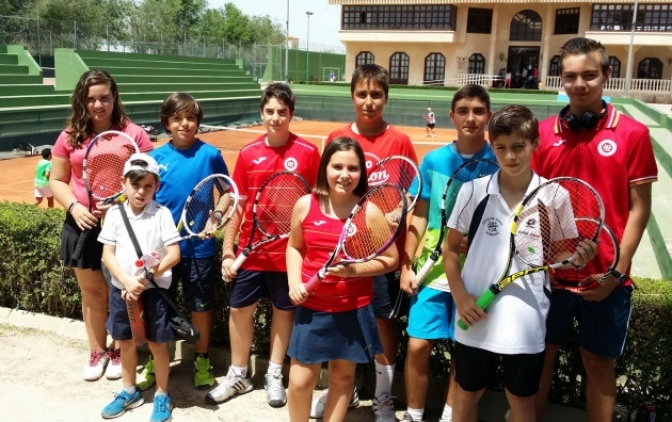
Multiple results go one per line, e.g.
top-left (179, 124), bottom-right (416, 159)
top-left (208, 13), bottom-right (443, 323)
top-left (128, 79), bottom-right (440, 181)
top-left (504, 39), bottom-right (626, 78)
top-left (343, 186), bottom-right (404, 260)
top-left (86, 135), bottom-right (139, 199)
top-left (514, 180), bottom-right (603, 272)
top-left (256, 175), bottom-right (310, 237)
top-left (186, 178), bottom-right (232, 234)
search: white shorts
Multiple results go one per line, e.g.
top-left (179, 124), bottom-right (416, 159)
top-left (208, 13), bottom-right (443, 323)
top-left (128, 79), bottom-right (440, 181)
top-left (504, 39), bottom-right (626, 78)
top-left (34, 185), bottom-right (52, 198)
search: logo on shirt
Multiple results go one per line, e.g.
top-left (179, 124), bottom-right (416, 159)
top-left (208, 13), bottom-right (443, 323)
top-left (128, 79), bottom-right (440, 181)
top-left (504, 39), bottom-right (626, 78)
top-left (284, 157), bottom-right (298, 171)
top-left (346, 224), bottom-right (358, 237)
top-left (253, 157), bottom-right (267, 165)
top-left (552, 139), bottom-right (567, 147)
top-left (314, 220), bottom-right (327, 226)
top-left (526, 218), bottom-right (537, 228)
top-left (158, 163), bottom-right (169, 172)
top-left (368, 170), bottom-right (389, 186)
top-left (482, 217), bottom-right (503, 237)
top-left (364, 152), bottom-right (382, 170)
top-left (597, 139), bottom-right (617, 157)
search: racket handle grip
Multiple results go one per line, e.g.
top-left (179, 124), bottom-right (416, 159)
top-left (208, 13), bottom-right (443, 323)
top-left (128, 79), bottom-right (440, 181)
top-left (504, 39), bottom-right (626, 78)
top-left (72, 230), bottom-right (90, 261)
top-left (457, 290), bottom-right (497, 331)
top-left (304, 273), bottom-right (323, 293)
top-left (415, 257), bottom-right (437, 286)
top-left (230, 252), bottom-right (248, 273)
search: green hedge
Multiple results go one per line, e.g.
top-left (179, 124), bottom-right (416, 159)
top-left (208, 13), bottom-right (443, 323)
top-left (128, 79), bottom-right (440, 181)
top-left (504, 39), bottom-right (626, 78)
top-left (1, 201), bottom-right (670, 417)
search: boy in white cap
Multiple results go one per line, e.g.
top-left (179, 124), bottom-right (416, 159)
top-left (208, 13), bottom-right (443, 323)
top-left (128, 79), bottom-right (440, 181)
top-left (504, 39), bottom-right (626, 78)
top-left (425, 107), bottom-right (436, 137)
top-left (98, 153), bottom-right (181, 422)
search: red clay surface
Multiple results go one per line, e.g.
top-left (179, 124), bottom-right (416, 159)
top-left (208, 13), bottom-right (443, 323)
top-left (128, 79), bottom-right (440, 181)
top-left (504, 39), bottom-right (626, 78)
top-left (0, 120), bottom-right (457, 207)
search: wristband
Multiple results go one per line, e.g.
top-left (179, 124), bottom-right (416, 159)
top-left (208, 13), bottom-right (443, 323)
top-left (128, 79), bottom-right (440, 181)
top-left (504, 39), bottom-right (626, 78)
top-left (67, 200), bottom-right (81, 214)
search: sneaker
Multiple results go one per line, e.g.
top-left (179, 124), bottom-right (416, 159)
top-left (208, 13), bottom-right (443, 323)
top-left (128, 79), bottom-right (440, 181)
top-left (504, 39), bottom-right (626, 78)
top-left (83, 350), bottom-right (109, 381)
top-left (137, 356), bottom-right (156, 391)
top-left (310, 386), bottom-right (360, 419)
top-left (149, 394), bottom-right (173, 422)
top-left (438, 416), bottom-right (452, 422)
top-left (373, 392), bottom-right (396, 422)
top-left (264, 368), bottom-right (287, 408)
top-left (193, 355), bottom-right (215, 390)
top-left (105, 349), bottom-right (122, 380)
top-left (101, 389), bottom-right (144, 419)
top-left (401, 412), bottom-right (424, 422)
top-left (205, 372), bottom-right (253, 404)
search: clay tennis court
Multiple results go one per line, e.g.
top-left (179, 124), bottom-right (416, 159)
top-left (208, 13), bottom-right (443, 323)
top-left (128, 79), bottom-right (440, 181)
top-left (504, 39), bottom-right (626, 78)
top-left (0, 120), bottom-right (457, 206)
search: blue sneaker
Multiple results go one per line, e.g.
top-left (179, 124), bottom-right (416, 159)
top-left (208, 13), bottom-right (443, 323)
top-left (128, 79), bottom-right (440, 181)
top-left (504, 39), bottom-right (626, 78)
top-left (101, 389), bottom-right (144, 419)
top-left (149, 394), bottom-right (173, 422)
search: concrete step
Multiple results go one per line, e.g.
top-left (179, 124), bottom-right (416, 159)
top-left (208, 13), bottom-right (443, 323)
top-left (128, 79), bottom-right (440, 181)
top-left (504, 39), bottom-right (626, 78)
top-left (623, 104), bottom-right (660, 127)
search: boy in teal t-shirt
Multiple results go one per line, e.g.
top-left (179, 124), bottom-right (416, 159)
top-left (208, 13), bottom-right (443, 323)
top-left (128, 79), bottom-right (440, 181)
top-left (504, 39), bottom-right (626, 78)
top-left (34, 148), bottom-right (53, 208)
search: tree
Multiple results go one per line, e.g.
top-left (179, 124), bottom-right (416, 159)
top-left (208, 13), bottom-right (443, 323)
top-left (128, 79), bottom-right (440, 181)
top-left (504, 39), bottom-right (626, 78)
top-left (249, 15), bottom-right (285, 45)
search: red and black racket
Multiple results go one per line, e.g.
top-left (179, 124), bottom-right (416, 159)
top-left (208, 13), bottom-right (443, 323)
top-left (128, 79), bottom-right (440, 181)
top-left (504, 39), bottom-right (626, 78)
top-left (72, 130), bottom-right (140, 260)
top-left (228, 171), bottom-right (311, 276)
top-left (304, 183), bottom-right (408, 293)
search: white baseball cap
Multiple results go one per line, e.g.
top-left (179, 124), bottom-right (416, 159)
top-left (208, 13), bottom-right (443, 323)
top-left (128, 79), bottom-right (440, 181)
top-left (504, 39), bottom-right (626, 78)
top-left (123, 153), bottom-right (160, 177)
top-left (427, 107), bottom-right (432, 111)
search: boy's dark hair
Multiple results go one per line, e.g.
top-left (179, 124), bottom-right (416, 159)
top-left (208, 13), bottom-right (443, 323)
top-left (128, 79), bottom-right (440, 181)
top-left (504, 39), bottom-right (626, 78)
top-left (350, 64), bottom-right (389, 97)
top-left (159, 92), bottom-right (203, 130)
top-left (67, 69), bottom-right (129, 147)
top-left (489, 105), bottom-right (539, 145)
top-left (260, 83), bottom-right (296, 113)
top-left (315, 137), bottom-right (368, 197)
top-left (451, 84), bottom-right (491, 112)
top-left (559, 37), bottom-right (610, 75)
top-left (125, 159), bottom-right (160, 184)
top-left (41, 148), bottom-right (52, 159)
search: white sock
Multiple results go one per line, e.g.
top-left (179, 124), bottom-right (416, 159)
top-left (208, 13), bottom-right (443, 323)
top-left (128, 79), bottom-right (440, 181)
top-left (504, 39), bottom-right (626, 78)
top-left (267, 361), bottom-right (282, 374)
top-left (228, 364), bottom-right (248, 378)
top-left (123, 385), bottom-right (137, 395)
top-left (406, 407), bottom-right (424, 421)
top-left (374, 361), bottom-right (395, 398)
top-left (154, 391), bottom-right (168, 398)
top-left (441, 404), bottom-right (453, 420)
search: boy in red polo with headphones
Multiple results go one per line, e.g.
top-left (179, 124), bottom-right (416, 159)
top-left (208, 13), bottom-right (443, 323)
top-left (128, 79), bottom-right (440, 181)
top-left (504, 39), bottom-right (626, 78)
top-left (532, 37), bottom-right (658, 422)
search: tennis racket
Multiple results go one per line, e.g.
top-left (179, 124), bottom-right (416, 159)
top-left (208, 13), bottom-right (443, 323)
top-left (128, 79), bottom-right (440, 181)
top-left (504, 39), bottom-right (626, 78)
top-left (72, 130), bottom-right (140, 260)
top-left (368, 155), bottom-right (421, 211)
top-left (457, 177), bottom-right (605, 330)
top-left (415, 158), bottom-right (500, 285)
top-left (228, 171), bottom-right (312, 276)
top-left (552, 220), bottom-right (629, 291)
top-left (176, 174), bottom-right (239, 241)
top-left (304, 183), bottom-right (408, 293)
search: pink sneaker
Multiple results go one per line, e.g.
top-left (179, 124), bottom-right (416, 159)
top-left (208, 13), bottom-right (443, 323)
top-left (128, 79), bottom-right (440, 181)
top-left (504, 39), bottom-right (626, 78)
top-left (105, 349), bottom-right (122, 380)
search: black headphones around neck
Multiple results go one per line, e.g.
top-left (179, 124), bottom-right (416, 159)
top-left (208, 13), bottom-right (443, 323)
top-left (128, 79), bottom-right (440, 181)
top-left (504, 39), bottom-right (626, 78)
top-left (559, 100), bottom-right (608, 131)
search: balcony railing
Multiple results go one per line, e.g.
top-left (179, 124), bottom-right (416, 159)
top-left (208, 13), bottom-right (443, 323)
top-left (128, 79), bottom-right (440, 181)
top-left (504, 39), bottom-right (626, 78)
top-left (545, 76), bottom-right (672, 93)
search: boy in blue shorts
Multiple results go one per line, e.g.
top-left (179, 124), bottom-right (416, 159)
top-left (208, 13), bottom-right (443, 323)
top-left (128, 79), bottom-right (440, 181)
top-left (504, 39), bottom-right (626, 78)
top-left (98, 154), bottom-right (181, 421)
top-left (144, 92), bottom-right (230, 390)
top-left (207, 83), bottom-right (320, 408)
top-left (443, 105), bottom-right (596, 422)
top-left (399, 84), bottom-right (496, 422)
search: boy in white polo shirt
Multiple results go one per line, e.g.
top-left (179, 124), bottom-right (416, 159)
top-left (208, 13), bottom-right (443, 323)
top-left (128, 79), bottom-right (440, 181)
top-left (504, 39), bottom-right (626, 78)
top-left (442, 105), bottom-right (595, 422)
top-left (98, 154), bottom-right (181, 422)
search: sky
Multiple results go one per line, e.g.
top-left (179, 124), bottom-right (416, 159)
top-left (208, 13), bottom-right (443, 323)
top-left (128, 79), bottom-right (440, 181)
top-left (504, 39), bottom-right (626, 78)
top-left (207, 0), bottom-right (343, 50)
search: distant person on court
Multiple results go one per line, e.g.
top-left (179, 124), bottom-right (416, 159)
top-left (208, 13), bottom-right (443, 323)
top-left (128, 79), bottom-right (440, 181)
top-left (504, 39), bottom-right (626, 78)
top-left (286, 137), bottom-right (396, 422)
top-left (330, 70), bottom-right (336, 82)
top-left (145, 92), bottom-right (229, 392)
top-left (98, 154), bottom-right (180, 422)
top-left (208, 83), bottom-right (320, 408)
top-left (443, 105), bottom-right (596, 422)
top-left (322, 63), bottom-right (418, 422)
top-left (34, 148), bottom-right (53, 208)
top-left (533, 37), bottom-right (658, 422)
top-left (425, 107), bottom-right (436, 138)
top-left (399, 84), bottom-right (496, 422)
top-left (50, 69), bottom-right (152, 382)
top-left (505, 71), bottom-right (512, 88)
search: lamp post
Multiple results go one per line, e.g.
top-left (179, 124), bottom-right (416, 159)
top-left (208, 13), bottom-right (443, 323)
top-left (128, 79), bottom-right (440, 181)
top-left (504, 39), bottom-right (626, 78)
top-left (285, 0), bottom-right (289, 82)
top-left (624, 0), bottom-right (639, 97)
top-left (306, 11), bottom-right (313, 82)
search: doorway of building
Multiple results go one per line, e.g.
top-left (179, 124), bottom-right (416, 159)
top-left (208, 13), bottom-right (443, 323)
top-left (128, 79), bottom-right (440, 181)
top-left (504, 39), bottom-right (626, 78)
top-left (507, 47), bottom-right (540, 89)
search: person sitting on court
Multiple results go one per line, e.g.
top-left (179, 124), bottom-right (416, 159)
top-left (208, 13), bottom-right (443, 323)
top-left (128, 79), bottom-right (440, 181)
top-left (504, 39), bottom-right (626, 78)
top-left (443, 105), bottom-right (596, 422)
top-left (98, 154), bottom-right (180, 422)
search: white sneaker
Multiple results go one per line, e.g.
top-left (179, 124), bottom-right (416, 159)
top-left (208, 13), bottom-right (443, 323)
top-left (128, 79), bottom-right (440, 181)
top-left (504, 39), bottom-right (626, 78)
top-left (310, 386), bottom-right (359, 418)
top-left (205, 371), bottom-right (253, 404)
top-left (373, 392), bottom-right (396, 422)
top-left (82, 350), bottom-right (109, 381)
top-left (104, 349), bottom-right (122, 380)
top-left (264, 368), bottom-right (287, 408)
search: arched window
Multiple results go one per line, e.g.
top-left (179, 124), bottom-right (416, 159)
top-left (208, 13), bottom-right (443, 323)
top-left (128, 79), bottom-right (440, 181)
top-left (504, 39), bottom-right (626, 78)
top-left (510, 10), bottom-right (543, 41)
top-left (609, 56), bottom-right (621, 78)
top-left (389, 52), bottom-right (410, 85)
top-left (468, 54), bottom-right (485, 74)
top-left (424, 53), bottom-right (446, 85)
top-left (637, 58), bottom-right (662, 79)
top-left (549, 55), bottom-right (560, 76)
top-left (356, 51), bottom-right (375, 67)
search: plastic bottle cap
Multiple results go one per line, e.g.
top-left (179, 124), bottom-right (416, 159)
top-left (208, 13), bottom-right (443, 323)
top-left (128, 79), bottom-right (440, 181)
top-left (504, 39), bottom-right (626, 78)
top-left (135, 259), bottom-right (143, 267)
